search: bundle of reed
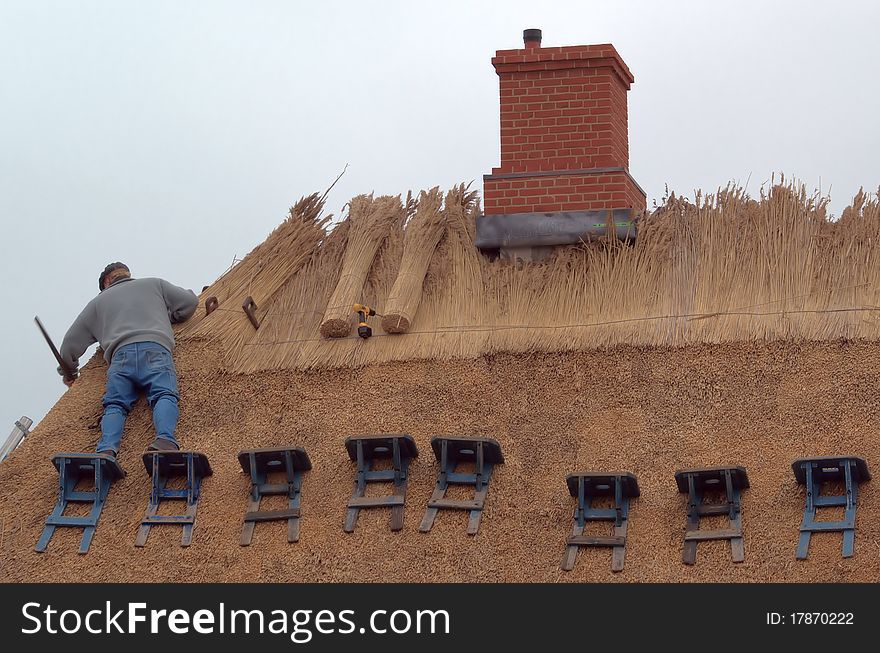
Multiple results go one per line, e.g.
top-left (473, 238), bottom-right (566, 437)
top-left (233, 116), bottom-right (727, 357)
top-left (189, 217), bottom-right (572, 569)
top-left (416, 186), bottom-right (488, 356)
top-left (363, 191), bottom-right (412, 306)
top-left (381, 187), bottom-right (445, 333)
top-left (181, 193), bottom-right (330, 345)
top-left (319, 194), bottom-right (403, 338)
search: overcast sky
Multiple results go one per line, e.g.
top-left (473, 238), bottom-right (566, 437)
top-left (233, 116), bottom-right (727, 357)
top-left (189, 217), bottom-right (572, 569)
top-left (1, 0), bottom-right (878, 437)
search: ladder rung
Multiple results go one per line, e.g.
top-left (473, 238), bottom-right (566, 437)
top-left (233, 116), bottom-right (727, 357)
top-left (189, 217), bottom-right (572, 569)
top-left (567, 535), bottom-right (626, 547)
top-left (684, 528), bottom-right (741, 542)
top-left (158, 489), bottom-right (191, 499)
top-left (256, 483), bottom-right (293, 495)
top-left (813, 496), bottom-right (848, 507)
top-left (582, 508), bottom-right (618, 520)
top-left (363, 470), bottom-right (399, 482)
top-left (428, 498), bottom-right (482, 510)
top-left (697, 504), bottom-right (733, 516)
top-left (65, 491), bottom-right (99, 502)
top-left (348, 495), bottom-right (405, 508)
top-left (802, 520), bottom-right (855, 532)
top-left (244, 508), bottom-right (301, 522)
top-left (143, 515), bottom-right (195, 525)
top-left (446, 472), bottom-right (479, 484)
top-left (45, 516), bottom-right (98, 527)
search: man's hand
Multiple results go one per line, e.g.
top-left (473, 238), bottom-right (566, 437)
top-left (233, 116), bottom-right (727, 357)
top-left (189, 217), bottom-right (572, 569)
top-left (57, 364), bottom-right (78, 386)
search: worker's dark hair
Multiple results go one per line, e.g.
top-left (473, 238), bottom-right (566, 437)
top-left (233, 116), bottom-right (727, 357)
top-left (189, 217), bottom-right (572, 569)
top-left (99, 262), bottom-right (130, 291)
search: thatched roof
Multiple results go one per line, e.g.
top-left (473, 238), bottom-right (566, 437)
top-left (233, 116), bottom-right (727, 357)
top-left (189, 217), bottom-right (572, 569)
top-left (2, 181), bottom-right (879, 582)
top-left (179, 181), bottom-right (880, 375)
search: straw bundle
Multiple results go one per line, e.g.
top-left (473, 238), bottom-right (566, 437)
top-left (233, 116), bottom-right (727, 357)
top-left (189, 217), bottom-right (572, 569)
top-left (416, 186), bottom-right (488, 356)
top-left (319, 194), bottom-right (403, 338)
top-left (381, 187), bottom-right (446, 333)
top-left (362, 191), bottom-right (413, 308)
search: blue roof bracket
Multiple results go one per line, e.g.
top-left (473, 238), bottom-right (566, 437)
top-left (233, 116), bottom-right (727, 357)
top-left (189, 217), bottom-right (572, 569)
top-left (419, 436), bottom-right (504, 536)
top-left (343, 434), bottom-right (418, 533)
top-left (792, 456), bottom-right (870, 560)
top-left (561, 472), bottom-right (640, 572)
top-left (35, 452), bottom-right (126, 554)
top-left (237, 446), bottom-right (311, 546)
top-left (135, 450), bottom-right (212, 548)
top-left (675, 466), bottom-right (749, 566)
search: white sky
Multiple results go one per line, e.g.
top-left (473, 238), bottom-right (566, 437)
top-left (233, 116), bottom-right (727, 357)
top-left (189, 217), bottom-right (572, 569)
top-left (1, 0), bottom-right (879, 435)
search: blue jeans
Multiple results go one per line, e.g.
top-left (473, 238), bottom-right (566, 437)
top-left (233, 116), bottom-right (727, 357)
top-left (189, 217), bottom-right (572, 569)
top-left (98, 342), bottom-right (180, 454)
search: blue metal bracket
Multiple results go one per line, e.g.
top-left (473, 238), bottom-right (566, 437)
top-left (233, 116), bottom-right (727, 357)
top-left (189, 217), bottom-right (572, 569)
top-left (561, 472), bottom-right (640, 572)
top-left (419, 436), bottom-right (504, 536)
top-left (36, 453), bottom-right (125, 554)
top-left (238, 447), bottom-right (311, 546)
top-left (135, 450), bottom-right (212, 547)
top-left (793, 456), bottom-right (870, 560)
top-left (344, 434), bottom-right (418, 533)
top-left (675, 466), bottom-right (749, 565)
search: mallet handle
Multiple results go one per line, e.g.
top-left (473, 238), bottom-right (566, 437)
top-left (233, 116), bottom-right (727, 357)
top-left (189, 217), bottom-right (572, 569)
top-left (34, 316), bottom-right (76, 380)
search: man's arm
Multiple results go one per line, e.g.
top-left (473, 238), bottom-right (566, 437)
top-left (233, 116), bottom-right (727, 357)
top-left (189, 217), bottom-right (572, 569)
top-left (160, 279), bottom-right (199, 324)
top-left (59, 305), bottom-right (97, 379)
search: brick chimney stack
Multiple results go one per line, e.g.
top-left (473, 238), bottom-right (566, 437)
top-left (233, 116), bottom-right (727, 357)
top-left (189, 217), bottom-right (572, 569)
top-left (482, 30), bottom-right (645, 219)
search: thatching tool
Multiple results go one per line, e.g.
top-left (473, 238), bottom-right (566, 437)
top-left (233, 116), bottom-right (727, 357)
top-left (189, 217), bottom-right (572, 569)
top-left (34, 316), bottom-right (76, 383)
top-left (242, 296), bottom-right (260, 330)
top-left (353, 303), bottom-right (382, 339)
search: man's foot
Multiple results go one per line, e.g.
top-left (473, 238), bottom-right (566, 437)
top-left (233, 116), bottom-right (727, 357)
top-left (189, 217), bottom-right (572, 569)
top-left (96, 449), bottom-right (117, 459)
top-left (146, 438), bottom-right (180, 452)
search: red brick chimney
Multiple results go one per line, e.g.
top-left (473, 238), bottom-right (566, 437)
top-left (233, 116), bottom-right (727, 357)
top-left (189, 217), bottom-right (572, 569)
top-left (481, 29), bottom-right (645, 230)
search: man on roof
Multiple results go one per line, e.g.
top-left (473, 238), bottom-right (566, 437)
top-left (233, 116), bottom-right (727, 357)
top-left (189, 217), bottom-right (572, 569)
top-left (58, 262), bottom-right (199, 458)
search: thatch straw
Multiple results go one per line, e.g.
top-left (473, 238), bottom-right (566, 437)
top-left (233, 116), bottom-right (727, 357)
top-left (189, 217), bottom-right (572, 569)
top-left (14, 337), bottom-right (880, 583)
top-left (381, 187), bottom-right (447, 333)
top-left (319, 194), bottom-right (404, 338)
top-left (182, 179), bottom-right (880, 373)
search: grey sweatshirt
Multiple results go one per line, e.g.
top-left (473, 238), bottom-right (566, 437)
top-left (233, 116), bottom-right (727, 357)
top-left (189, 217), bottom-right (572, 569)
top-left (59, 277), bottom-right (198, 374)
